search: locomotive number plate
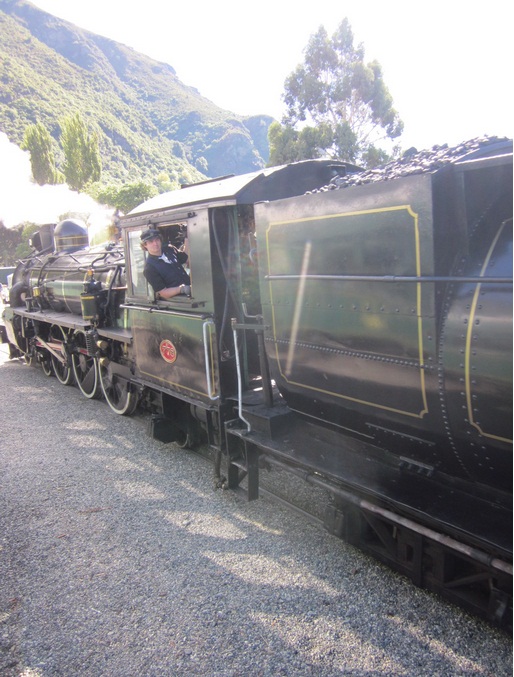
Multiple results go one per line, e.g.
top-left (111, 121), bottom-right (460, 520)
top-left (160, 339), bottom-right (177, 364)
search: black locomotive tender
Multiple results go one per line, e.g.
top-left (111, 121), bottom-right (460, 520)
top-left (2, 137), bottom-right (512, 627)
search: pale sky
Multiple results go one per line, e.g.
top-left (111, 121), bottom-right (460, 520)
top-left (28, 0), bottom-right (512, 152)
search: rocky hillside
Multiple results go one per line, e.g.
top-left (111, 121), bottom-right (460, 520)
top-left (0, 0), bottom-right (274, 186)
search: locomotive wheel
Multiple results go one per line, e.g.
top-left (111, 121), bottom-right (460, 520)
top-left (41, 353), bottom-right (54, 376)
top-left (71, 331), bottom-right (101, 399)
top-left (49, 325), bottom-right (74, 386)
top-left (23, 351), bottom-right (35, 367)
top-left (99, 362), bottom-right (138, 415)
top-left (174, 422), bottom-right (202, 450)
top-left (176, 433), bottom-right (194, 449)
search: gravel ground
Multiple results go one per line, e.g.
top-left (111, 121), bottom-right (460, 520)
top-left (0, 342), bottom-right (511, 676)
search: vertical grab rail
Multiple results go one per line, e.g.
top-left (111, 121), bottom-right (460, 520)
top-left (232, 319), bottom-right (252, 432)
top-left (202, 319), bottom-right (218, 401)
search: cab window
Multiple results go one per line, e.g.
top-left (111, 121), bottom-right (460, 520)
top-left (127, 229), bottom-right (149, 297)
top-left (126, 224), bottom-right (189, 300)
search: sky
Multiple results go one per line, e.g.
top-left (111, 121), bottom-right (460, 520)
top-left (1, 0), bottom-right (512, 230)
top-left (28, 0), bottom-right (512, 151)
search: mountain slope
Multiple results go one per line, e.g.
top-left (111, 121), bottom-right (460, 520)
top-left (0, 0), bottom-right (274, 185)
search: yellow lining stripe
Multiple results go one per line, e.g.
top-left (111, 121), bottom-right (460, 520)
top-left (465, 222), bottom-right (511, 443)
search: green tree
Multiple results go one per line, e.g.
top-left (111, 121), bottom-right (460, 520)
top-left (90, 182), bottom-right (157, 214)
top-left (155, 172), bottom-right (177, 194)
top-left (88, 183), bottom-right (120, 209)
top-left (21, 122), bottom-right (63, 185)
top-left (268, 121), bottom-right (335, 165)
top-left (0, 222), bottom-right (23, 266)
top-left (14, 222), bottom-right (41, 260)
top-left (60, 113), bottom-right (101, 191)
top-left (269, 18), bottom-right (403, 167)
top-left (115, 182), bottom-right (157, 213)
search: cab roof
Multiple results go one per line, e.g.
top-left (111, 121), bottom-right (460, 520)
top-left (128, 159), bottom-right (361, 218)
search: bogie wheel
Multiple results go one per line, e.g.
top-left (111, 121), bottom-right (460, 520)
top-left (99, 361), bottom-right (138, 415)
top-left (71, 331), bottom-right (101, 399)
top-left (49, 325), bottom-right (74, 386)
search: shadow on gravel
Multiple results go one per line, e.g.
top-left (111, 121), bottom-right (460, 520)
top-left (0, 354), bottom-right (512, 676)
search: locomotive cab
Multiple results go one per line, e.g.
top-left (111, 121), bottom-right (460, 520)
top-left (120, 160), bottom-right (360, 442)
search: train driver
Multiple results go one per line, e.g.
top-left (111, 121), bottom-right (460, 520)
top-left (140, 228), bottom-right (191, 300)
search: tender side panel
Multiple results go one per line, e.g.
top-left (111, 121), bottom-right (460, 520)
top-left (256, 174), bottom-right (437, 429)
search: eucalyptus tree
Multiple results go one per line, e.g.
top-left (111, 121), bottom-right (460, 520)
top-left (269, 18), bottom-right (404, 167)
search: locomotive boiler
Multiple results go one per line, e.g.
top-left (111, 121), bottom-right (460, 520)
top-left (1, 137), bottom-right (512, 627)
top-left (5, 218), bottom-right (127, 397)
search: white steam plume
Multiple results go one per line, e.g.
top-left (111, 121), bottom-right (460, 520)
top-left (0, 133), bottom-right (113, 240)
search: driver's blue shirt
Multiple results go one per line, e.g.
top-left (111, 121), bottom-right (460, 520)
top-left (143, 245), bottom-right (190, 292)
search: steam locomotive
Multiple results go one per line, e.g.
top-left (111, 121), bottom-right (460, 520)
top-left (2, 136), bottom-right (512, 627)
